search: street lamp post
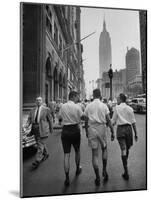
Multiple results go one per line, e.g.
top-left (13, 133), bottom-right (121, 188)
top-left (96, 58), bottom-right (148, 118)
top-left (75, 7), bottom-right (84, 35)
top-left (108, 64), bottom-right (113, 100)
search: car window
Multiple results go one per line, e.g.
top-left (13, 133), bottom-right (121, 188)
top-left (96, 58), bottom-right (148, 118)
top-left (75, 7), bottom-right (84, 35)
top-left (132, 99), bottom-right (137, 103)
top-left (138, 99), bottom-right (144, 103)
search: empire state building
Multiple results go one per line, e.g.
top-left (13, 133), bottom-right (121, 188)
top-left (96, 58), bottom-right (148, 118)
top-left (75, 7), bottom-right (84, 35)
top-left (99, 19), bottom-right (112, 79)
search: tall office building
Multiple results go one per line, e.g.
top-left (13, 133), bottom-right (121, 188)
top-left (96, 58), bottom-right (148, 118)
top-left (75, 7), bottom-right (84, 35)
top-left (139, 10), bottom-right (147, 93)
top-left (126, 47), bottom-right (141, 85)
top-left (126, 47), bottom-right (142, 97)
top-left (99, 19), bottom-right (112, 79)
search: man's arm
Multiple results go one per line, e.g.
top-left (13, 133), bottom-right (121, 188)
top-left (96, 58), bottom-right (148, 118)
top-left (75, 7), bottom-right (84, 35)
top-left (132, 123), bottom-right (138, 141)
top-left (83, 107), bottom-right (89, 138)
top-left (77, 105), bottom-right (84, 121)
top-left (58, 107), bottom-right (63, 123)
top-left (49, 104), bottom-right (55, 122)
top-left (111, 106), bottom-right (118, 126)
top-left (84, 116), bottom-right (89, 138)
top-left (106, 114), bottom-right (115, 141)
top-left (130, 108), bottom-right (138, 142)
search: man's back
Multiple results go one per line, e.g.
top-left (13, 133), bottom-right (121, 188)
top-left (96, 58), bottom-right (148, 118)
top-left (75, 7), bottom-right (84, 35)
top-left (116, 103), bottom-right (135, 124)
top-left (84, 99), bottom-right (109, 124)
top-left (112, 103), bottom-right (136, 125)
top-left (59, 101), bottom-right (83, 125)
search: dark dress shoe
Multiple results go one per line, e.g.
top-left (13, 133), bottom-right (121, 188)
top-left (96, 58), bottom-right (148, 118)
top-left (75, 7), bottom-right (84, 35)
top-left (122, 173), bottom-right (129, 180)
top-left (95, 177), bottom-right (100, 186)
top-left (32, 161), bottom-right (40, 169)
top-left (102, 171), bottom-right (109, 182)
top-left (76, 166), bottom-right (82, 176)
top-left (42, 154), bottom-right (49, 161)
top-left (64, 178), bottom-right (70, 187)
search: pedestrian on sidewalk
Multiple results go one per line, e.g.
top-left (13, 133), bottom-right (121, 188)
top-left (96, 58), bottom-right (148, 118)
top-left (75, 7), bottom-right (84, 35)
top-left (48, 100), bottom-right (56, 123)
top-left (56, 99), bottom-right (63, 125)
top-left (58, 91), bottom-right (83, 186)
top-left (84, 89), bottom-right (114, 186)
top-left (25, 97), bottom-right (53, 169)
top-left (112, 93), bottom-right (138, 180)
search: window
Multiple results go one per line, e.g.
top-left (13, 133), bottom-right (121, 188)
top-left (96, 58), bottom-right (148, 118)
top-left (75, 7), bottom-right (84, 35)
top-left (70, 71), bottom-right (72, 81)
top-left (46, 16), bottom-right (52, 34)
top-left (49, 22), bottom-right (52, 34)
top-left (138, 99), bottom-right (145, 103)
top-left (59, 35), bottom-right (62, 52)
top-left (46, 5), bottom-right (52, 19)
top-left (48, 10), bottom-right (52, 20)
top-left (46, 16), bottom-right (49, 28)
top-left (46, 5), bottom-right (49, 12)
top-left (68, 68), bottom-right (70, 80)
top-left (54, 23), bottom-right (58, 46)
top-left (132, 99), bottom-right (138, 103)
top-left (46, 56), bottom-right (52, 77)
top-left (46, 5), bottom-right (52, 35)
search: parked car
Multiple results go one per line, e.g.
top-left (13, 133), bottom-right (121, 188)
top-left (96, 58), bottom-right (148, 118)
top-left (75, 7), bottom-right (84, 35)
top-left (22, 126), bottom-right (37, 149)
top-left (126, 99), bottom-right (132, 106)
top-left (130, 98), bottom-right (146, 113)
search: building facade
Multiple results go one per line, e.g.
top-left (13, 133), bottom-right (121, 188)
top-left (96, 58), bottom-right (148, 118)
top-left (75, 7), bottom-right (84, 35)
top-left (126, 47), bottom-right (141, 85)
top-left (139, 10), bottom-right (147, 94)
top-left (99, 19), bottom-right (112, 79)
top-left (22, 3), bottom-right (85, 109)
top-left (127, 74), bottom-right (142, 97)
top-left (101, 69), bottom-right (126, 99)
top-left (125, 47), bottom-right (142, 97)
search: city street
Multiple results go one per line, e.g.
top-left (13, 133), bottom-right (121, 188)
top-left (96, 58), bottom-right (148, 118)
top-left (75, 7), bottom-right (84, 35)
top-left (22, 113), bottom-right (146, 197)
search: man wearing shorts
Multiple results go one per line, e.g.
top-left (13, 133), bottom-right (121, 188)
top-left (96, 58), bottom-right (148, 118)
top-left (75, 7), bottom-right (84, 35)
top-left (84, 89), bottom-right (114, 186)
top-left (59, 91), bottom-right (83, 186)
top-left (112, 93), bottom-right (138, 180)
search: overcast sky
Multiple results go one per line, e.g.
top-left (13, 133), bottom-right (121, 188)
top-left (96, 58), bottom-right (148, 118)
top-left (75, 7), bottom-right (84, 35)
top-left (80, 7), bottom-right (140, 96)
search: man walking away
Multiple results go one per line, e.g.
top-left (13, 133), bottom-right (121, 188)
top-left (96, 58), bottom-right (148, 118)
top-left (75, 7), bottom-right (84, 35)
top-left (59, 91), bottom-right (83, 186)
top-left (25, 97), bottom-right (53, 169)
top-left (112, 93), bottom-right (138, 180)
top-left (48, 100), bottom-right (55, 123)
top-left (84, 89), bottom-right (114, 186)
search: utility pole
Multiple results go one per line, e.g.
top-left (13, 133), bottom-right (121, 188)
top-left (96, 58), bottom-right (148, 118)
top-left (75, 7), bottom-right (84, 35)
top-left (108, 64), bottom-right (113, 100)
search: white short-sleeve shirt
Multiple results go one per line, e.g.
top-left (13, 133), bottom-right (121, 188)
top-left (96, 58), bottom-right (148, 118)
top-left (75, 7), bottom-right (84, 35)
top-left (59, 100), bottom-right (83, 125)
top-left (84, 99), bottom-right (109, 124)
top-left (112, 103), bottom-right (136, 125)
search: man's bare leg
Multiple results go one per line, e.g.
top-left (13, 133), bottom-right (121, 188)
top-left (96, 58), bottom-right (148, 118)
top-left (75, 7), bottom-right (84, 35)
top-left (102, 146), bottom-right (108, 181)
top-left (92, 149), bottom-right (100, 186)
top-left (64, 153), bottom-right (70, 186)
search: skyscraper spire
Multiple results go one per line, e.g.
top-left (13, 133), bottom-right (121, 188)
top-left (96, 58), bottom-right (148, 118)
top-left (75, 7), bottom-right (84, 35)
top-left (99, 14), bottom-right (111, 79)
top-left (103, 14), bottom-right (106, 31)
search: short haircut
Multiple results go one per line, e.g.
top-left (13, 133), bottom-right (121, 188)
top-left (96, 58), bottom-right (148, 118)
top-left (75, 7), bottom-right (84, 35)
top-left (93, 88), bottom-right (101, 98)
top-left (103, 98), bottom-right (107, 103)
top-left (119, 93), bottom-right (126, 102)
top-left (36, 96), bottom-right (42, 101)
top-left (69, 91), bottom-right (78, 100)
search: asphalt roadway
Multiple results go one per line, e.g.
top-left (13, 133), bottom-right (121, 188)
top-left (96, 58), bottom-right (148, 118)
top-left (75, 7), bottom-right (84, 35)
top-left (22, 113), bottom-right (146, 197)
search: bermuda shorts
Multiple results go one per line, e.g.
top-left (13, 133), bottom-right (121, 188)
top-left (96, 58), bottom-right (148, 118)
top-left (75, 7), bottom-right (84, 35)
top-left (117, 124), bottom-right (133, 151)
top-left (88, 123), bottom-right (107, 149)
top-left (61, 124), bottom-right (81, 153)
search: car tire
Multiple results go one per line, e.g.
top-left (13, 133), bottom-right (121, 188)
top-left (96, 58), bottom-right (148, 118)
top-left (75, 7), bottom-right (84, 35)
top-left (138, 107), bottom-right (142, 113)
